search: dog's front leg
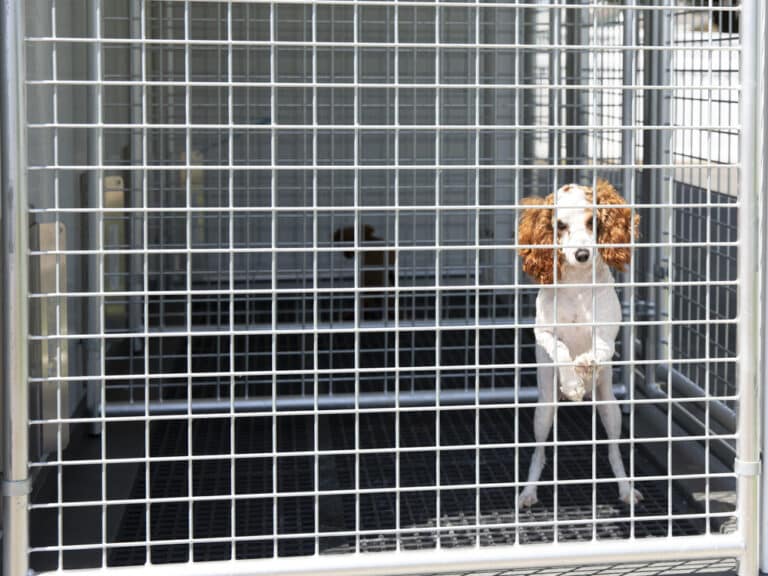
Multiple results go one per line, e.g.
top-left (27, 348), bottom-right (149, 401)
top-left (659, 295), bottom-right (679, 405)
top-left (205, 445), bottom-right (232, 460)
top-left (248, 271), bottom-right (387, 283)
top-left (573, 329), bottom-right (617, 387)
top-left (519, 344), bottom-right (557, 508)
top-left (596, 367), bottom-right (643, 505)
top-left (573, 289), bottom-right (621, 383)
top-left (534, 328), bottom-right (584, 402)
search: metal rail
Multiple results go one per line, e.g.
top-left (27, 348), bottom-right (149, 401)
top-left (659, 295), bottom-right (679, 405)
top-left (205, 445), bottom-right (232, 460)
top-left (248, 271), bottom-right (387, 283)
top-left (1, 1), bottom-right (30, 575)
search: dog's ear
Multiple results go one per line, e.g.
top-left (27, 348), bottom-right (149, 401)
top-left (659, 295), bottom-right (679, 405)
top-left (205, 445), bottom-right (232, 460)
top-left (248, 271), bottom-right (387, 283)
top-left (594, 179), bottom-right (640, 272)
top-left (518, 194), bottom-right (561, 284)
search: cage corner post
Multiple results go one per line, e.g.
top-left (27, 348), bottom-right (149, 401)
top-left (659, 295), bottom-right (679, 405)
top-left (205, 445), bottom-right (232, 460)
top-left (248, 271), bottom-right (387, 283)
top-left (762, 0), bottom-right (768, 567)
top-left (758, 0), bottom-right (768, 571)
top-left (739, 1), bottom-right (764, 576)
top-left (1, 0), bottom-right (31, 575)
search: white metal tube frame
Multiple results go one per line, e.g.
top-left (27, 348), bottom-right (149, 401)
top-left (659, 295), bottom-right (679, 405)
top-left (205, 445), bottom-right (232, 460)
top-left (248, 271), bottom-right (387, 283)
top-left (758, 0), bottom-right (768, 571)
top-left (1, 1), bottom-right (31, 576)
top-left (738, 2), bottom-right (764, 576)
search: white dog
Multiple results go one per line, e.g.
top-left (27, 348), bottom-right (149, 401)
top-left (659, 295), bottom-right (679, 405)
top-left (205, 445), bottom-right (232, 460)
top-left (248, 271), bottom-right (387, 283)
top-left (516, 180), bottom-right (642, 508)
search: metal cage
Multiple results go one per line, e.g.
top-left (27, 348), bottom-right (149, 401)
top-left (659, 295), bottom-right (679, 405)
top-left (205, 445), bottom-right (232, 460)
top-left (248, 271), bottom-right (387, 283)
top-left (0, 0), bottom-right (763, 575)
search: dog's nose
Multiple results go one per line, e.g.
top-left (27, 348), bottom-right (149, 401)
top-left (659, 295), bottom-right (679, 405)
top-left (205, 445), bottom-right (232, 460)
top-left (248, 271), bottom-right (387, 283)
top-left (575, 249), bottom-right (590, 263)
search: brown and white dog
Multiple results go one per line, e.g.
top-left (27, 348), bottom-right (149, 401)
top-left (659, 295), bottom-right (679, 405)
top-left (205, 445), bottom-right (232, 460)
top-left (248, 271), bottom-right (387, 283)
top-left (517, 180), bottom-right (642, 508)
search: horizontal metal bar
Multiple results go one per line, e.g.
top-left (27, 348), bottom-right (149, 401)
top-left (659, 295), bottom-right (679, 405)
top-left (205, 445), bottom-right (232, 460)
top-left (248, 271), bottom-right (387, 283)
top-left (26, 162), bottom-right (741, 171)
top-left (24, 37), bottom-right (743, 50)
top-left (26, 201), bottom-right (739, 213)
top-left (26, 123), bottom-right (742, 131)
top-left (26, 240), bottom-right (738, 257)
top-left (25, 1), bottom-right (744, 12)
top-left (655, 364), bottom-right (737, 432)
top-left (24, 281), bottom-right (737, 299)
top-left (104, 384), bottom-right (620, 415)
top-left (28, 357), bottom-right (740, 386)
top-left (33, 534), bottom-right (745, 576)
top-left (27, 319), bottom-right (741, 343)
top-left (28, 438), bottom-right (735, 467)
top-left (25, 80), bottom-right (741, 91)
top-left (30, 394), bottom-right (741, 425)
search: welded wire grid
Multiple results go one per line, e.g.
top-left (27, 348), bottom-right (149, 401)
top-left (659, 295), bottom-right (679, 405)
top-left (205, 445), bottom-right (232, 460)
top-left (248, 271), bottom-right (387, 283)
top-left (24, 0), bottom-right (741, 572)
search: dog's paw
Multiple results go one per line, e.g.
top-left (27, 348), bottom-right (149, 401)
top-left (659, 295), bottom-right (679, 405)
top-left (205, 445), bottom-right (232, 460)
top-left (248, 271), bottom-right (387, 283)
top-left (518, 487), bottom-right (539, 509)
top-left (619, 488), bottom-right (644, 506)
top-left (574, 352), bottom-right (599, 381)
top-left (559, 379), bottom-right (586, 402)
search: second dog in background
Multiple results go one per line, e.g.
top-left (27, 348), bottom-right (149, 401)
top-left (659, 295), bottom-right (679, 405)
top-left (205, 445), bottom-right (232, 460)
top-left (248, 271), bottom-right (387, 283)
top-left (334, 224), bottom-right (396, 320)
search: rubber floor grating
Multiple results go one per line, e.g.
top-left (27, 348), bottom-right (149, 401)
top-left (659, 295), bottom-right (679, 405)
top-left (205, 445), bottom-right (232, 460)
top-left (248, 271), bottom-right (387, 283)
top-left (399, 557), bottom-right (737, 576)
top-left (108, 406), bottom-right (710, 567)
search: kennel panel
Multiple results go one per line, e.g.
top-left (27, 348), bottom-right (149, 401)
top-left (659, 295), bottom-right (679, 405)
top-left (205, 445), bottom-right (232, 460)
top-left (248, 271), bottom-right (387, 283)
top-left (13, 1), bottom-right (758, 575)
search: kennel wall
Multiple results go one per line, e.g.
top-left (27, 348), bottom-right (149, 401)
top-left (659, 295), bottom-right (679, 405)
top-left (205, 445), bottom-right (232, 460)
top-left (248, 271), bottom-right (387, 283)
top-left (0, 1), bottom-right (762, 575)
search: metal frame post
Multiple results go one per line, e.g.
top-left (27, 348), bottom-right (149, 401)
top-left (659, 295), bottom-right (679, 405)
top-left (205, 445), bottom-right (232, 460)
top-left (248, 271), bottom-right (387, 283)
top-left (761, 0), bottom-right (768, 564)
top-left (1, 0), bottom-right (30, 574)
top-left (755, 0), bottom-right (768, 571)
top-left (563, 0), bottom-right (586, 184)
top-left (738, 1), bottom-right (763, 575)
top-left (645, 0), bottom-right (672, 398)
top-left (620, 0), bottom-right (636, 408)
top-left (85, 0), bottom-right (102, 435)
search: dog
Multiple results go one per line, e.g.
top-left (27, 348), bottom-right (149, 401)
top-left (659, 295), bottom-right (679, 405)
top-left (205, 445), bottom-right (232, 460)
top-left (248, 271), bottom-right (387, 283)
top-left (517, 179), bottom-right (642, 508)
top-left (333, 224), bottom-right (396, 320)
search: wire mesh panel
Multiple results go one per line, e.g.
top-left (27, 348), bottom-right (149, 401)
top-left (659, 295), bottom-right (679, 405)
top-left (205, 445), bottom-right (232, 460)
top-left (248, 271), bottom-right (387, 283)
top-left (22, 0), bottom-right (750, 574)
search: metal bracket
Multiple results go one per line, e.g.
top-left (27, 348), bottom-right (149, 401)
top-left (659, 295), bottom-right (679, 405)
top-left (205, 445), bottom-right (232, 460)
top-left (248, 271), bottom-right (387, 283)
top-left (734, 458), bottom-right (761, 477)
top-left (2, 478), bottom-right (31, 497)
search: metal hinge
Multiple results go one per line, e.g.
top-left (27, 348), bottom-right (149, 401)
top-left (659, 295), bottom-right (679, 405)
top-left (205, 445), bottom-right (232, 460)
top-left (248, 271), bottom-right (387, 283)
top-left (2, 478), bottom-right (31, 497)
top-left (734, 458), bottom-right (761, 477)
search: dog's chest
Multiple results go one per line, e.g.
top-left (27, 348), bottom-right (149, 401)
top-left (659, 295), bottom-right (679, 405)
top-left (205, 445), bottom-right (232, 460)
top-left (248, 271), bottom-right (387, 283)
top-left (555, 289), bottom-right (595, 324)
top-left (554, 290), bottom-right (595, 353)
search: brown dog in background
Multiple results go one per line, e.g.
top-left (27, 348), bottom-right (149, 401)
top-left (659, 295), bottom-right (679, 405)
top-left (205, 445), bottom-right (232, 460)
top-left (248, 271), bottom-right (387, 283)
top-left (334, 224), bottom-right (396, 320)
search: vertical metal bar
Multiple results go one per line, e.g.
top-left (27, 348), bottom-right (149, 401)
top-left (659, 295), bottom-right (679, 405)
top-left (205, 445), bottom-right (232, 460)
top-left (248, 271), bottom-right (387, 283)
top-left (664, 2), bottom-right (675, 538)
top-left (512, 0), bottom-right (521, 538)
top-left (140, 0), bottom-right (150, 564)
top-left (704, 0), bottom-right (714, 539)
top-left (352, 0), bottom-right (360, 555)
top-left (184, 1), bottom-right (193, 562)
top-left (129, 0), bottom-right (144, 359)
top-left (311, 0), bottom-right (319, 558)
top-left (473, 0), bottom-right (480, 549)
top-left (433, 2), bottom-right (442, 550)
top-left (226, 0), bottom-right (236, 561)
top-left (86, 0), bottom-right (102, 435)
top-left (549, 2), bottom-right (561, 534)
top-left (761, 0), bottom-right (768, 568)
top-left (587, 4), bottom-right (597, 538)
top-left (737, 0), bottom-right (763, 566)
top-left (638, 0), bottom-right (660, 414)
top-left (1, 0), bottom-right (30, 574)
top-left (739, 2), bottom-right (763, 575)
top-left (564, 0), bottom-right (584, 184)
top-left (548, 6), bottom-right (560, 189)
top-left (393, 0), bottom-right (402, 553)
top-left (49, 0), bottom-right (63, 565)
top-left (620, 1), bottom-right (636, 407)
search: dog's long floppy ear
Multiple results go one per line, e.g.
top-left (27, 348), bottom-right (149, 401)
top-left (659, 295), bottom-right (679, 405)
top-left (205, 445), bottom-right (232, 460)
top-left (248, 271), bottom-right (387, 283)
top-left (594, 179), bottom-right (640, 272)
top-left (518, 194), bottom-right (561, 284)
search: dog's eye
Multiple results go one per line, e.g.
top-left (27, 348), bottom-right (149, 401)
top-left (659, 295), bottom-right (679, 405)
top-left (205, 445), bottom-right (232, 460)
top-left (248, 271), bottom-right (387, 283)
top-left (556, 220), bottom-right (568, 231)
top-left (585, 217), bottom-right (593, 230)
